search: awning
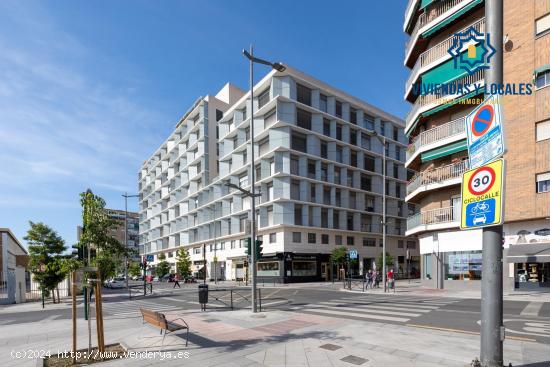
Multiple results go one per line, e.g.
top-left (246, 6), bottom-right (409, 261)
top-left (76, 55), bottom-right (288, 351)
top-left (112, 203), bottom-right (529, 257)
top-left (421, 45), bottom-right (483, 88)
top-left (421, 139), bottom-right (467, 162)
top-left (534, 64), bottom-right (550, 82)
top-left (507, 243), bottom-right (550, 263)
top-left (420, 0), bottom-right (435, 9)
top-left (422, 0), bottom-right (484, 38)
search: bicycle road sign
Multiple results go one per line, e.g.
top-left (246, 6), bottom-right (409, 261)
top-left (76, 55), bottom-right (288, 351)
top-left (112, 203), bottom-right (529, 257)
top-left (466, 94), bottom-right (505, 169)
top-left (460, 159), bottom-right (504, 230)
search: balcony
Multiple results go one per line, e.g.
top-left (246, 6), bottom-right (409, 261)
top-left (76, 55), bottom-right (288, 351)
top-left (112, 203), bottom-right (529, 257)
top-left (406, 206), bottom-right (460, 235)
top-left (404, 0), bottom-right (421, 33)
top-left (405, 0), bottom-right (483, 67)
top-left (405, 69), bottom-right (484, 134)
top-left (406, 116), bottom-right (467, 166)
top-left (406, 160), bottom-right (468, 202)
top-left (405, 18), bottom-right (486, 100)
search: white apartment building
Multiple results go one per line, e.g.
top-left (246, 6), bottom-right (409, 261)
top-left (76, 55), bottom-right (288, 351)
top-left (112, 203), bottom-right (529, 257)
top-left (139, 66), bottom-right (417, 283)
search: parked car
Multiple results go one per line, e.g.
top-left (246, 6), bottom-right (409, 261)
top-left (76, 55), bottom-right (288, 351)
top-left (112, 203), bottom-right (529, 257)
top-left (153, 276), bottom-right (160, 282)
top-left (162, 274), bottom-right (171, 282)
top-left (132, 275), bottom-right (143, 281)
top-left (109, 277), bottom-right (126, 289)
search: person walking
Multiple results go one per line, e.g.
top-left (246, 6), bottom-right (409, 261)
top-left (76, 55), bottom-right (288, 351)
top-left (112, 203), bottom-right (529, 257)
top-left (387, 268), bottom-right (395, 290)
top-left (173, 274), bottom-right (181, 288)
top-left (374, 270), bottom-right (379, 288)
top-left (366, 270), bottom-right (373, 289)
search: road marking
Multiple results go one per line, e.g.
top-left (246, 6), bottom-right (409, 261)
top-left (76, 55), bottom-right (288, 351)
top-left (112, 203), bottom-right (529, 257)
top-left (162, 297), bottom-right (189, 303)
top-left (520, 301), bottom-right (544, 317)
top-left (338, 299), bottom-right (440, 309)
top-left (310, 304), bottom-right (421, 317)
top-left (39, 315), bottom-right (59, 323)
top-left (302, 308), bottom-right (410, 323)
top-left (260, 300), bottom-right (290, 307)
top-left (406, 323), bottom-right (536, 342)
top-left (320, 301), bottom-right (431, 313)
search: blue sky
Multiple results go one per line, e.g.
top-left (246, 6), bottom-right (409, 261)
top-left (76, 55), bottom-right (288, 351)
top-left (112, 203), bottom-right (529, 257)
top-left (0, 0), bottom-right (409, 248)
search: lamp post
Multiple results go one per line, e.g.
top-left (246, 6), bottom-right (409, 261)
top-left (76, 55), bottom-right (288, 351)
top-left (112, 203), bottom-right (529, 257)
top-left (367, 130), bottom-right (387, 292)
top-left (242, 45), bottom-right (285, 313)
top-left (122, 193), bottom-right (139, 289)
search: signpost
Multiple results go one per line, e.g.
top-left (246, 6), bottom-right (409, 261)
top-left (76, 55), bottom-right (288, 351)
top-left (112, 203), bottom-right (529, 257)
top-left (348, 250), bottom-right (358, 259)
top-left (466, 94), bottom-right (505, 169)
top-left (460, 159), bottom-right (504, 230)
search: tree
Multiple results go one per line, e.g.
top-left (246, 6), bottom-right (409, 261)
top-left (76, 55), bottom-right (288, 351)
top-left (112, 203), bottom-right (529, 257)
top-left (375, 252), bottom-right (394, 273)
top-left (175, 249), bottom-right (192, 278)
top-left (156, 253), bottom-right (170, 278)
top-left (25, 222), bottom-right (74, 304)
top-left (330, 246), bottom-right (347, 267)
top-left (78, 189), bottom-right (127, 281)
top-left (128, 261), bottom-right (142, 277)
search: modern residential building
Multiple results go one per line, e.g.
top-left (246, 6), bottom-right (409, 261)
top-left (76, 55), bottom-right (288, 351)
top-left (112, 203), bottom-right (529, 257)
top-left (404, 0), bottom-right (550, 290)
top-left (139, 66), bottom-right (418, 283)
top-left (0, 228), bottom-right (28, 304)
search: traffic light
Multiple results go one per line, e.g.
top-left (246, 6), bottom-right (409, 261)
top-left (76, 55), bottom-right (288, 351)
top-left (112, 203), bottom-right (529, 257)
top-left (255, 239), bottom-right (263, 259)
top-left (71, 244), bottom-right (83, 261)
top-left (244, 237), bottom-right (252, 256)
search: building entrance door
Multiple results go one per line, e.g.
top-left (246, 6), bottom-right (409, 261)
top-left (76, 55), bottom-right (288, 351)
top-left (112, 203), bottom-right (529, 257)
top-left (321, 263), bottom-right (330, 281)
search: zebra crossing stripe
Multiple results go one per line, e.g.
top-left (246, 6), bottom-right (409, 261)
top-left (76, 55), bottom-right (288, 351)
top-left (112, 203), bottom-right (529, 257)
top-left (341, 297), bottom-right (452, 307)
top-left (319, 301), bottom-right (432, 313)
top-left (313, 303), bottom-right (422, 318)
top-left (301, 307), bottom-right (410, 323)
top-left (335, 299), bottom-right (439, 310)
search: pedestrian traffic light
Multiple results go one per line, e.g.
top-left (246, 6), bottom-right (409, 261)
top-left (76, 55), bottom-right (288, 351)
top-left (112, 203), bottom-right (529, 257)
top-left (255, 239), bottom-right (263, 259)
top-left (244, 237), bottom-right (252, 255)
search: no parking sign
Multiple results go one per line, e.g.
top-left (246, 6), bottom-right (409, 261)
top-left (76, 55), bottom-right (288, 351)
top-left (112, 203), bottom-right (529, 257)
top-left (466, 94), bottom-right (505, 169)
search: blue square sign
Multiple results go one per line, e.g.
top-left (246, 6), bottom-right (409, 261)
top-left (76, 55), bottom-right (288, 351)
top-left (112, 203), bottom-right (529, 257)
top-left (465, 198), bottom-right (496, 227)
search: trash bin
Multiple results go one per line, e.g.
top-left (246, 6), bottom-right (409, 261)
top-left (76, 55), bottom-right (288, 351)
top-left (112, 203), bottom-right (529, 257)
top-left (198, 284), bottom-right (208, 305)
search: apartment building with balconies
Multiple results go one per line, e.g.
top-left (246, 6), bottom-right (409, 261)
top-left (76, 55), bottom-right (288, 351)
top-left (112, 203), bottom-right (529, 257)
top-left (139, 66), bottom-right (417, 283)
top-left (404, 0), bottom-right (550, 291)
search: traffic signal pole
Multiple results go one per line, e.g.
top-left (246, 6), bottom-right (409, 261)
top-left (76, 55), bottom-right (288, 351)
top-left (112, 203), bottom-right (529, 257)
top-left (481, 1), bottom-right (504, 366)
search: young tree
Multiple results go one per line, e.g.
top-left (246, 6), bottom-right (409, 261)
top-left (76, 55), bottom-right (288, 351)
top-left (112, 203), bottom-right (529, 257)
top-left (175, 248), bottom-right (192, 278)
top-left (330, 246), bottom-right (348, 280)
top-left (375, 252), bottom-right (394, 273)
top-left (156, 253), bottom-right (171, 278)
top-left (128, 261), bottom-right (142, 277)
top-left (25, 222), bottom-right (73, 303)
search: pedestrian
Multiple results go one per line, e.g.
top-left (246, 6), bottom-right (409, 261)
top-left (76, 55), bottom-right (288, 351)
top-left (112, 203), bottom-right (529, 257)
top-left (173, 274), bottom-right (181, 288)
top-left (387, 268), bottom-right (395, 290)
top-left (374, 270), bottom-right (380, 288)
top-left (366, 270), bottom-right (373, 289)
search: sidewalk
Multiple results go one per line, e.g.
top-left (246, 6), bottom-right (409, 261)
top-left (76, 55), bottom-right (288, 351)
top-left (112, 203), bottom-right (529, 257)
top-left (2, 304), bottom-right (549, 366)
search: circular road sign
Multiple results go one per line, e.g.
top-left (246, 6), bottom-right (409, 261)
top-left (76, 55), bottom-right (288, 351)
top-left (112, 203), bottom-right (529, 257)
top-left (468, 166), bottom-right (496, 195)
top-left (471, 105), bottom-right (494, 137)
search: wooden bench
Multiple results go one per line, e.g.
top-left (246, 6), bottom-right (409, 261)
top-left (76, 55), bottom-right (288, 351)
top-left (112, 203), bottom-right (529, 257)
top-left (140, 308), bottom-right (189, 346)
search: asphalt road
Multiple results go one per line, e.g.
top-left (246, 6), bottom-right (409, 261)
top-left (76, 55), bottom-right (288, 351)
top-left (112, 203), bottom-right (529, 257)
top-left (3, 282), bottom-right (550, 344)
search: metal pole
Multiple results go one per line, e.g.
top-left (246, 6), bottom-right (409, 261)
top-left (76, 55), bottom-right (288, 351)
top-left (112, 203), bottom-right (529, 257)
top-left (203, 243), bottom-right (206, 285)
top-left (481, 3), bottom-right (503, 366)
top-left (382, 136), bottom-right (387, 293)
top-left (249, 44), bottom-right (258, 313)
top-left (124, 193), bottom-right (129, 289)
top-left (214, 208), bottom-right (217, 285)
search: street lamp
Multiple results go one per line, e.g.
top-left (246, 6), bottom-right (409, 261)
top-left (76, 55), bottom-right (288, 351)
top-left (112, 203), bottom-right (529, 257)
top-left (242, 45), bottom-right (285, 313)
top-left (366, 130), bottom-right (387, 292)
top-left (122, 192), bottom-right (139, 288)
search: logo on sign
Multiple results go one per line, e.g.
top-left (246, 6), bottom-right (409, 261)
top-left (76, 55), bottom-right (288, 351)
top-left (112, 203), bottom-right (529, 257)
top-left (348, 250), bottom-right (358, 259)
top-left (448, 26), bottom-right (496, 75)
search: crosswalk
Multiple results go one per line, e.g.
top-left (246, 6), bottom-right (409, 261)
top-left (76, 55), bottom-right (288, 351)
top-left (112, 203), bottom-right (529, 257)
top-left (293, 296), bottom-right (460, 324)
top-left (99, 299), bottom-right (184, 317)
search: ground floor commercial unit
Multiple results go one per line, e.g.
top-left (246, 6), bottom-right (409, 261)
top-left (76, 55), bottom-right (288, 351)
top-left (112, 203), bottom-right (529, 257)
top-left (145, 227), bottom-right (419, 283)
top-left (418, 219), bottom-right (550, 292)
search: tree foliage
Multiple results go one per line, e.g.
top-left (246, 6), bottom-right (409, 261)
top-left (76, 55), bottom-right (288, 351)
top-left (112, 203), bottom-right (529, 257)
top-left (175, 249), bottom-right (192, 278)
top-left (330, 246), bottom-right (348, 265)
top-left (128, 261), bottom-right (142, 277)
top-left (375, 252), bottom-right (394, 273)
top-left (155, 253), bottom-right (171, 278)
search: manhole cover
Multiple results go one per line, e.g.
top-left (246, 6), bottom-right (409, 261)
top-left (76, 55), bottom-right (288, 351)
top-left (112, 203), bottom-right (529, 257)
top-left (319, 343), bottom-right (342, 351)
top-left (203, 319), bottom-right (220, 323)
top-left (340, 355), bottom-right (368, 365)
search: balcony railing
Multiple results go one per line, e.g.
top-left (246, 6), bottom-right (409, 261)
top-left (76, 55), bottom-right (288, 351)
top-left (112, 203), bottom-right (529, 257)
top-left (406, 0), bottom-right (472, 58)
top-left (407, 117), bottom-right (466, 160)
top-left (406, 18), bottom-right (486, 94)
top-left (406, 69), bottom-right (484, 128)
top-left (407, 160), bottom-right (469, 195)
top-left (407, 206), bottom-right (460, 231)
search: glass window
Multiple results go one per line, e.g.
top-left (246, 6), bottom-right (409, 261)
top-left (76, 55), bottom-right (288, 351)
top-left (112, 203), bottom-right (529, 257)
top-left (269, 233), bottom-right (276, 243)
top-left (297, 84), bottom-right (312, 106)
top-left (296, 108), bottom-right (312, 130)
top-left (291, 132), bottom-right (307, 153)
top-left (292, 232), bottom-right (301, 243)
top-left (349, 107), bottom-right (357, 124)
top-left (536, 70), bottom-right (550, 89)
top-left (536, 120), bottom-right (550, 142)
top-left (241, 107), bottom-right (247, 122)
top-left (407, 241), bottom-right (416, 249)
top-left (321, 234), bottom-right (329, 244)
top-left (294, 205), bottom-right (303, 225)
top-left (393, 126), bottom-right (399, 141)
top-left (444, 251), bottom-right (482, 280)
top-left (536, 172), bottom-right (550, 193)
top-left (264, 108), bottom-right (277, 128)
top-left (320, 94), bottom-right (328, 112)
top-left (321, 142), bottom-right (328, 158)
top-left (363, 238), bottom-right (376, 247)
top-left (335, 101), bottom-right (342, 118)
top-left (308, 233), bottom-right (316, 244)
top-left (364, 155), bottom-right (375, 172)
top-left (364, 115), bottom-right (374, 130)
top-left (257, 261), bottom-right (280, 276)
top-left (423, 254), bottom-right (432, 280)
top-left (292, 261), bottom-right (316, 276)
top-left (336, 125), bottom-right (342, 140)
top-left (347, 236), bottom-right (354, 246)
top-left (335, 235), bottom-right (342, 246)
top-left (231, 240), bottom-right (236, 249)
top-left (323, 118), bottom-right (331, 136)
top-left (536, 13), bottom-right (550, 36)
top-left (290, 155), bottom-right (299, 175)
top-left (398, 240), bottom-right (404, 249)
top-left (258, 89), bottom-right (270, 109)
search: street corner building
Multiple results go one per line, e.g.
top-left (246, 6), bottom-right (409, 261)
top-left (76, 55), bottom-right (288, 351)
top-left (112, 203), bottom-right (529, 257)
top-left (138, 66), bottom-right (419, 283)
top-left (0, 228), bottom-right (29, 304)
top-left (404, 0), bottom-right (550, 291)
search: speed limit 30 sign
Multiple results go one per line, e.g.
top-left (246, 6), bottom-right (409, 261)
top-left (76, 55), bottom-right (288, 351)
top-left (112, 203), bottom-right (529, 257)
top-left (460, 159), bottom-right (504, 230)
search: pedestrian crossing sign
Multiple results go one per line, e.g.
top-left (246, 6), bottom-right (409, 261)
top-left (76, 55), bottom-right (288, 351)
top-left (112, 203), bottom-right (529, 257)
top-left (460, 159), bottom-right (504, 230)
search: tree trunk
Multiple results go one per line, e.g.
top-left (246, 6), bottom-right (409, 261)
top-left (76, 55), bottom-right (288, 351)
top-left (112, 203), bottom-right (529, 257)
top-left (56, 287), bottom-right (60, 303)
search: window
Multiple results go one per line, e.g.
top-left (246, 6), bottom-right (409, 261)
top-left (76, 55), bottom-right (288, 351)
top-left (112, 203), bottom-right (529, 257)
top-left (361, 133), bottom-right (371, 150)
top-left (239, 216), bottom-right (247, 232)
top-left (296, 108), bottom-right (312, 130)
top-left (335, 235), bottom-right (342, 246)
top-left (380, 121), bottom-right (386, 136)
top-left (393, 165), bottom-right (399, 179)
top-left (269, 233), bottom-right (276, 243)
top-left (241, 107), bottom-right (247, 122)
top-left (257, 261), bottom-right (280, 276)
top-left (536, 13), bottom-right (550, 36)
top-left (536, 172), bottom-right (550, 193)
top-left (350, 151), bottom-right (357, 167)
top-left (264, 108), bottom-right (277, 128)
top-left (292, 261), bottom-right (316, 276)
top-left (393, 126), bottom-right (399, 141)
top-left (297, 84), bottom-right (312, 106)
top-left (242, 150), bottom-right (247, 164)
top-left (363, 238), bottom-right (376, 247)
top-left (291, 179), bottom-right (300, 200)
top-left (444, 251), bottom-right (482, 280)
top-left (536, 70), bottom-right (550, 89)
top-left (349, 107), bottom-right (357, 124)
top-left (336, 146), bottom-right (343, 163)
top-left (423, 254), bottom-right (433, 280)
top-left (216, 109), bottom-right (223, 122)
top-left (334, 167), bottom-right (341, 184)
top-left (233, 136), bottom-right (239, 149)
top-left (335, 101), bottom-right (342, 118)
top-left (407, 241), bottom-right (416, 249)
top-left (365, 195), bottom-right (375, 212)
top-left (395, 182), bottom-right (402, 198)
top-left (536, 120), bottom-right (550, 142)
top-left (321, 164), bottom-right (328, 181)
top-left (310, 183), bottom-right (316, 202)
top-left (290, 155), bottom-right (299, 175)
top-left (350, 130), bottom-right (357, 145)
top-left (267, 206), bottom-right (273, 226)
top-left (321, 142), bottom-right (328, 158)
top-left (323, 118), bottom-right (331, 136)
top-left (239, 174), bottom-right (248, 188)
top-left (258, 89), bottom-right (270, 109)
top-left (168, 251), bottom-right (173, 258)
top-left (294, 204), bottom-right (303, 225)
top-left (333, 211), bottom-right (340, 229)
top-left (398, 240), bottom-right (404, 249)
top-left (267, 183), bottom-right (274, 201)
top-left (291, 132), bottom-right (307, 153)
top-left (308, 233), bottom-right (316, 244)
top-left (292, 232), bottom-right (302, 243)
top-left (193, 247), bottom-right (201, 254)
top-left (336, 125), bottom-right (342, 140)
top-left (321, 234), bottom-right (329, 244)
top-left (364, 155), bottom-right (375, 172)
top-left (308, 160), bottom-right (316, 179)
top-left (347, 236), bottom-right (354, 246)
top-left (231, 240), bottom-right (236, 249)
top-left (320, 94), bottom-right (328, 112)
top-left (364, 115), bottom-right (374, 130)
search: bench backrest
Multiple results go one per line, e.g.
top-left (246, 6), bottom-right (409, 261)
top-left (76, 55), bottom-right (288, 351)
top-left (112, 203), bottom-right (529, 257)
top-left (140, 308), bottom-right (167, 329)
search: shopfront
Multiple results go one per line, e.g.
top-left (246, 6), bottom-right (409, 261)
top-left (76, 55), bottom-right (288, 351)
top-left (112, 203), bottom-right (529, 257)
top-left (256, 252), bottom-right (331, 283)
top-left (507, 243), bottom-right (550, 291)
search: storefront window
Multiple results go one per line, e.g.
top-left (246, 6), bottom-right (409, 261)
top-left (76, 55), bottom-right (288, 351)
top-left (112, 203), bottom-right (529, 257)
top-left (292, 261), bottom-right (316, 276)
top-left (423, 254), bottom-right (432, 280)
top-left (444, 251), bottom-right (482, 280)
top-left (257, 261), bottom-right (280, 277)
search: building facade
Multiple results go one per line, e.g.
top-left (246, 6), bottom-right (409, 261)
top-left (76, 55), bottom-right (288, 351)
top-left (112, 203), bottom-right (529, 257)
top-left (105, 209), bottom-right (140, 262)
top-left (404, 0), bottom-right (550, 290)
top-left (0, 228), bottom-right (28, 304)
top-left (139, 67), bottom-right (418, 283)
